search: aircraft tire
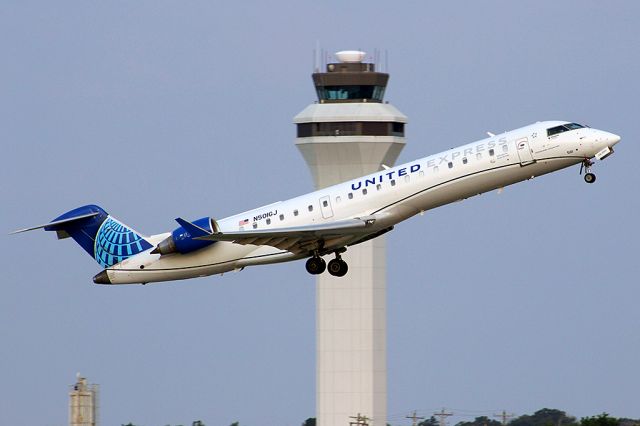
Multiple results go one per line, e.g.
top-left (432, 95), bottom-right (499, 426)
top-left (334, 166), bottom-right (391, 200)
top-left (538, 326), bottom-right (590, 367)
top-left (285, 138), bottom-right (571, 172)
top-left (584, 173), bottom-right (596, 184)
top-left (328, 259), bottom-right (348, 277)
top-left (306, 257), bottom-right (326, 275)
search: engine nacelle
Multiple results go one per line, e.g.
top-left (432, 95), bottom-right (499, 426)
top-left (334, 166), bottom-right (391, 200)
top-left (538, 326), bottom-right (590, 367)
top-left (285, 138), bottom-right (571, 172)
top-left (152, 217), bottom-right (218, 255)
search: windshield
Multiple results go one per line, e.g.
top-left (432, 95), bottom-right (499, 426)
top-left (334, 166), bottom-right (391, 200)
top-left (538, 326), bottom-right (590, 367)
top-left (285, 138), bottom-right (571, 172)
top-left (547, 122), bottom-right (585, 137)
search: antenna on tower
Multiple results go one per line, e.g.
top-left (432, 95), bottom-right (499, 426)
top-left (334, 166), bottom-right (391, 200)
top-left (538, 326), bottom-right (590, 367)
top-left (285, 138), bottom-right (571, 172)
top-left (407, 410), bottom-right (426, 426)
top-left (385, 49), bottom-right (389, 73)
top-left (314, 41), bottom-right (321, 72)
top-left (349, 413), bottom-right (371, 426)
top-left (433, 408), bottom-right (454, 426)
top-left (494, 410), bottom-right (515, 425)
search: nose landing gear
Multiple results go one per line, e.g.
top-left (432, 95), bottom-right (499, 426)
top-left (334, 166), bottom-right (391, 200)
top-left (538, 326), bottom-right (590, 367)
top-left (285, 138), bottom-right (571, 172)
top-left (580, 158), bottom-right (596, 184)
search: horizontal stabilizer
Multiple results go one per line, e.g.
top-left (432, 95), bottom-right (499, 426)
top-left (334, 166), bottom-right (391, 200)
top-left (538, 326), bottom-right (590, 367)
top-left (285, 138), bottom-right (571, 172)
top-left (10, 212), bottom-right (100, 235)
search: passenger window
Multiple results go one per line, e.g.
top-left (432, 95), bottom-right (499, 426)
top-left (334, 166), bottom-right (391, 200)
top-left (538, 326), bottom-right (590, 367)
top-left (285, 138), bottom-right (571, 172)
top-left (391, 179), bottom-right (396, 186)
top-left (348, 192), bottom-right (353, 199)
top-left (376, 184), bottom-right (381, 191)
top-left (404, 175), bottom-right (410, 183)
top-left (462, 157), bottom-right (468, 164)
top-left (489, 149), bottom-right (495, 156)
top-left (419, 171), bottom-right (425, 178)
top-left (322, 200), bottom-right (328, 207)
top-left (252, 222), bottom-right (258, 229)
top-left (308, 205), bottom-right (313, 212)
top-left (476, 153), bottom-right (482, 160)
top-left (448, 162), bottom-right (453, 169)
top-left (502, 144), bottom-right (508, 153)
top-left (266, 218), bottom-right (271, 225)
top-left (279, 214), bottom-right (284, 221)
top-left (293, 209), bottom-right (299, 216)
top-left (336, 196), bottom-right (341, 203)
top-left (362, 188), bottom-right (367, 195)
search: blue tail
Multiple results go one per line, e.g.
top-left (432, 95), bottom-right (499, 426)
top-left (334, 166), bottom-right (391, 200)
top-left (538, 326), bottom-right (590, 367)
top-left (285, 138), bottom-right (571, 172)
top-left (44, 205), bottom-right (152, 267)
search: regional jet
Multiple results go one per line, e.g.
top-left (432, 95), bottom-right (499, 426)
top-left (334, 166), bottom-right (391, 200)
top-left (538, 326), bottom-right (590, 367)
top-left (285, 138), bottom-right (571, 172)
top-left (12, 121), bottom-right (620, 284)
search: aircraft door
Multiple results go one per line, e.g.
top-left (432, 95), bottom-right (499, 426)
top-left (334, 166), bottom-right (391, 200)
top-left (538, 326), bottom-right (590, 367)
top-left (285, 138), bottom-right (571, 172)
top-left (516, 137), bottom-right (535, 165)
top-left (319, 195), bottom-right (334, 219)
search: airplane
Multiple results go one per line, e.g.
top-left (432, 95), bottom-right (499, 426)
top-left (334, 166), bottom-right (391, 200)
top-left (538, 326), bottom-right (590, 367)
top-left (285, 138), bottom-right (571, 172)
top-left (12, 120), bottom-right (620, 285)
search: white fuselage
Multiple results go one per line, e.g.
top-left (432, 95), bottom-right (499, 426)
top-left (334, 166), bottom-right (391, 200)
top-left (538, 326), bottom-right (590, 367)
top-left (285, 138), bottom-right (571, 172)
top-left (105, 121), bottom-right (620, 284)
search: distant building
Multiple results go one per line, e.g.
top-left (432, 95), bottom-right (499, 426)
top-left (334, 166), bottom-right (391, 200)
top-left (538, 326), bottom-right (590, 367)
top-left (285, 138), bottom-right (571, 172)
top-left (69, 374), bottom-right (99, 426)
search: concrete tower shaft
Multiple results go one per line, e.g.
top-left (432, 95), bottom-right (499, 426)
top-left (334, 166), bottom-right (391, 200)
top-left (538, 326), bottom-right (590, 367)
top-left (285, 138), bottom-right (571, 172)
top-left (295, 51), bottom-right (406, 426)
top-left (69, 374), bottom-right (98, 426)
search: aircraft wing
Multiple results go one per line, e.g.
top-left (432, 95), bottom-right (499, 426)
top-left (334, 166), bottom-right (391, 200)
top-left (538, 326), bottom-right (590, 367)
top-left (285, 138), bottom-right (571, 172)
top-left (196, 215), bottom-right (384, 254)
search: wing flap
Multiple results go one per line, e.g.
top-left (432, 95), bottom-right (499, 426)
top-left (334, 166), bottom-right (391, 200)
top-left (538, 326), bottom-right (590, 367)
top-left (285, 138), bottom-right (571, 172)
top-left (197, 216), bottom-right (380, 255)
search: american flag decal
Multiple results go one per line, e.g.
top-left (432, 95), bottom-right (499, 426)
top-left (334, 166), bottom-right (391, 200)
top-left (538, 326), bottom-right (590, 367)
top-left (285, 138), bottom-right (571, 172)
top-left (238, 218), bottom-right (249, 226)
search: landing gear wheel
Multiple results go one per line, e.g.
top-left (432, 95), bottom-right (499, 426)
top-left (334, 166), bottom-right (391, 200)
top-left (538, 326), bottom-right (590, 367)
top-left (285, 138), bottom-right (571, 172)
top-left (584, 172), bottom-right (596, 184)
top-left (580, 158), bottom-right (596, 184)
top-left (305, 257), bottom-right (326, 275)
top-left (327, 258), bottom-right (348, 277)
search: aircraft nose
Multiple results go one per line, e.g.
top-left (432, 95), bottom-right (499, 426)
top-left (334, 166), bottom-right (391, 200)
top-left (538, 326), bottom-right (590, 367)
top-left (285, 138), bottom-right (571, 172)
top-left (608, 132), bottom-right (621, 146)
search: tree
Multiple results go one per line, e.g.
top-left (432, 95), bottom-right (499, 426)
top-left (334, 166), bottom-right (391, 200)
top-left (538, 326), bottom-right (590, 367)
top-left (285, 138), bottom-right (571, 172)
top-left (230, 422), bottom-right (240, 426)
top-left (302, 418), bottom-right (316, 426)
top-left (581, 414), bottom-right (619, 426)
top-left (511, 409), bottom-right (578, 426)
top-left (420, 416), bottom-right (440, 426)
top-left (618, 419), bottom-right (640, 426)
top-left (456, 416), bottom-right (502, 426)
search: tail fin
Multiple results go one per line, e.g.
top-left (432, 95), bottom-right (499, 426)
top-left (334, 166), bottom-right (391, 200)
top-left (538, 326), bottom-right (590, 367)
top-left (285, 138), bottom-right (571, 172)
top-left (16, 205), bottom-right (153, 268)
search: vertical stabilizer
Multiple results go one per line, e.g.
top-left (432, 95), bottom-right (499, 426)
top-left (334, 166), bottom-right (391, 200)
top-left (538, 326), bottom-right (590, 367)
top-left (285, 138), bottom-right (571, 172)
top-left (44, 205), bottom-right (152, 267)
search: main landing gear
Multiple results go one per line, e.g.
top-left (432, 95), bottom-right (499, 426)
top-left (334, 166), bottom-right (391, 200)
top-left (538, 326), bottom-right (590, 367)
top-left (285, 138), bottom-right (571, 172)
top-left (305, 251), bottom-right (349, 277)
top-left (580, 158), bottom-right (596, 184)
top-left (327, 255), bottom-right (348, 277)
top-left (305, 256), bottom-right (326, 275)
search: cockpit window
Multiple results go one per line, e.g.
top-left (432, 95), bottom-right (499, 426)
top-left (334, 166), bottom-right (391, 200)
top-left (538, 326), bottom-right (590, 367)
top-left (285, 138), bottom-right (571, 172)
top-left (547, 126), bottom-right (568, 137)
top-left (547, 123), bottom-right (585, 137)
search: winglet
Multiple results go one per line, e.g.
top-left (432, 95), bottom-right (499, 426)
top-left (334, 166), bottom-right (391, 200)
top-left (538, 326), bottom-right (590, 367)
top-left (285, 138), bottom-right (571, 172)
top-left (175, 218), bottom-right (212, 237)
top-left (487, 131), bottom-right (495, 137)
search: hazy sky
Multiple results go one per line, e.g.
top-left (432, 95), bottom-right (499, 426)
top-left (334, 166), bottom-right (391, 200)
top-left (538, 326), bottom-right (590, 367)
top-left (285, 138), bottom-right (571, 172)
top-left (2, 2), bottom-right (639, 425)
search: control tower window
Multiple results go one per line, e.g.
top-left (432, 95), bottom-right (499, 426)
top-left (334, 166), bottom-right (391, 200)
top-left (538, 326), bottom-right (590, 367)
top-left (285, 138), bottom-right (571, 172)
top-left (316, 85), bottom-right (386, 102)
top-left (391, 122), bottom-right (404, 136)
top-left (297, 121), bottom-right (405, 138)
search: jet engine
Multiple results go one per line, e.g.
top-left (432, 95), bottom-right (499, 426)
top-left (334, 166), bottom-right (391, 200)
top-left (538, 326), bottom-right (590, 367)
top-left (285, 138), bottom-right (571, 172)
top-left (151, 217), bottom-right (218, 255)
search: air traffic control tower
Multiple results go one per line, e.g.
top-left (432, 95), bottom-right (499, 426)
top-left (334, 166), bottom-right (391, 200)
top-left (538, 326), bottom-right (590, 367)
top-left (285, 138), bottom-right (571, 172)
top-left (294, 51), bottom-right (407, 426)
